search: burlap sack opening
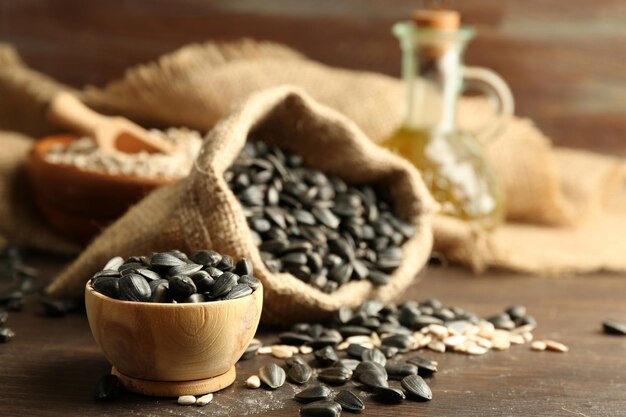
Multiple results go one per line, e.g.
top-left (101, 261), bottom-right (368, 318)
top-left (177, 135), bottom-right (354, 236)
top-left (46, 86), bottom-right (436, 325)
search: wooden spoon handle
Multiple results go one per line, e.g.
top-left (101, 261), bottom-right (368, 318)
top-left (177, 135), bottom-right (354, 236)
top-left (47, 92), bottom-right (109, 138)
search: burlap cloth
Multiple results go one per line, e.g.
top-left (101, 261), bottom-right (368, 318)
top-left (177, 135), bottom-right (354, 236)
top-left (1, 39), bottom-right (625, 288)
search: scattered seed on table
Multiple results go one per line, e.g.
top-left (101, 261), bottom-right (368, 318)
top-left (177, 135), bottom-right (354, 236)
top-left (246, 375), bottom-right (261, 389)
top-left (177, 395), bottom-right (196, 405)
top-left (544, 340), bottom-right (569, 353)
top-left (317, 367), bottom-right (353, 385)
top-left (294, 385), bottom-right (332, 403)
top-left (334, 390), bottom-right (364, 412)
top-left (0, 327), bottom-right (15, 343)
top-left (603, 319), bottom-right (626, 336)
top-left (94, 375), bottom-right (119, 401)
top-left (299, 400), bottom-right (342, 417)
top-left (195, 393), bottom-right (213, 406)
top-left (531, 341), bottom-right (547, 351)
top-left (272, 345), bottom-right (294, 359)
top-left (259, 363), bottom-right (286, 389)
top-left (288, 363), bottom-right (313, 385)
top-left (373, 386), bottom-right (406, 403)
top-left (401, 374), bottom-right (432, 401)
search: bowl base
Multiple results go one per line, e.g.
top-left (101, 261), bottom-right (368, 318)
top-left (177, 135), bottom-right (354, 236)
top-left (111, 366), bottom-right (237, 397)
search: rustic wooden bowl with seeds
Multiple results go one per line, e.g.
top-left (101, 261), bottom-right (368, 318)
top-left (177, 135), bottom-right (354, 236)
top-left (26, 134), bottom-right (175, 243)
top-left (85, 280), bottom-right (263, 397)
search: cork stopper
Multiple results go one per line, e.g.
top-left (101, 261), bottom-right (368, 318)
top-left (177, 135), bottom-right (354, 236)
top-left (412, 9), bottom-right (460, 30)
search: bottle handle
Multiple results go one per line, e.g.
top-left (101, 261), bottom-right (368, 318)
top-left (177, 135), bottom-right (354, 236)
top-left (461, 66), bottom-right (514, 142)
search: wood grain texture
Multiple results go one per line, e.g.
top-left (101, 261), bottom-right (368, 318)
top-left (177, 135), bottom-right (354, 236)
top-left (0, 255), bottom-right (625, 416)
top-left (1, 0), bottom-right (626, 155)
top-left (85, 282), bottom-right (262, 382)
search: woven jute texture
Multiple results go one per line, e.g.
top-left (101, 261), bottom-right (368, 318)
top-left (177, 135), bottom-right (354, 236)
top-left (46, 86), bottom-right (436, 324)
top-left (0, 38), bottom-right (625, 303)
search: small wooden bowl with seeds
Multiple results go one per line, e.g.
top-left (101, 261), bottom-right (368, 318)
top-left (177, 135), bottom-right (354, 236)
top-left (26, 134), bottom-right (181, 243)
top-left (85, 279), bottom-right (263, 397)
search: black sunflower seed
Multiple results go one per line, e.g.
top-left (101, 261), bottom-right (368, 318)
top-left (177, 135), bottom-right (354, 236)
top-left (361, 348), bottom-right (386, 366)
top-left (288, 362), bottom-right (313, 385)
top-left (354, 361), bottom-right (387, 380)
top-left (379, 345), bottom-right (399, 359)
top-left (300, 400), bottom-right (342, 417)
top-left (191, 250), bottom-right (222, 267)
top-left (279, 332), bottom-right (314, 346)
top-left (240, 340), bottom-right (261, 361)
top-left (401, 374), bottom-right (432, 401)
top-left (94, 375), bottom-right (120, 401)
top-left (314, 346), bottom-right (339, 367)
top-left (103, 256), bottom-right (124, 271)
top-left (317, 367), bottom-right (352, 385)
top-left (224, 283), bottom-right (253, 300)
top-left (259, 363), bottom-right (286, 389)
top-left (381, 334), bottom-right (413, 352)
top-left (286, 356), bottom-right (307, 368)
top-left (385, 363), bottom-right (418, 380)
top-left (238, 275), bottom-right (261, 290)
top-left (603, 319), bottom-right (626, 336)
top-left (358, 370), bottom-right (388, 389)
top-left (92, 276), bottom-right (120, 299)
top-left (168, 276), bottom-right (197, 301)
top-left (406, 355), bottom-right (438, 376)
top-left (167, 263), bottom-right (203, 278)
top-left (150, 252), bottom-right (186, 268)
top-left (149, 281), bottom-right (171, 303)
top-left (182, 293), bottom-right (206, 303)
top-left (294, 385), bottom-right (332, 403)
top-left (337, 359), bottom-right (360, 371)
top-left (347, 343), bottom-right (369, 359)
top-left (334, 390), bottom-right (364, 412)
top-left (210, 272), bottom-right (239, 298)
top-left (373, 386), bottom-right (405, 403)
top-left (118, 274), bottom-right (151, 302)
top-left (234, 258), bottom-right (254, 276)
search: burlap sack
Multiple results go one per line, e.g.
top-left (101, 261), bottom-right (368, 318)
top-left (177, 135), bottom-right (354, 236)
top-left (45, 86), bottom-right (436, 324)
top-left (2, 39), bottom-right (626, 277)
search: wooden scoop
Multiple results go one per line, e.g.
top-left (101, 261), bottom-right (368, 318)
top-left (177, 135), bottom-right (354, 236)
top-left (47, 92), bottom-right (177, 154)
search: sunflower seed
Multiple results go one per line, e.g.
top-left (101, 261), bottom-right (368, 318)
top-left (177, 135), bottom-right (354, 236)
top-left (317, 367), bottom-right (353, 385)
top-left (314, 346), bottom-right (339, 367)
top-left (151, 252), bottom-right (186, 268)
top-left (259, 363), bottom-right (286, 389)
top-left (300, 400), bottom-right (342, 417)
top-left (603, 319), bottom-right (626, 336)
top-left (92, 276), bottom-right (120, 299)
top-left (224, 283), bottom-right (253, 300)
top-left (246, 375), bottom-right (261, 388)
top-left (0, 327), bottom-right (15, 343)
top-left (385, 363), bottom-right (418, 380)
top-left (103, 256), bottom-right (124, 271)
top-left (177, 395), bottom-right (196, 405)
top-left (210, 272), bottom-right (238, 298)
top-left (358, 370), bottom-right (388, 388)
top-left (401, 374), bottom-right (432, 401)
top-left (373, 386), bottom-right (405, 403)
top-left (334, 390), bottom-right (364, 412)
top-left (195, 393), bottom-right (213, 406)
top-left (94, 375), bottom-right (119, 401)
top-left (361, 348), bottom-right (386, 366)
top-left (354, 361), bottom-right (387, 380)
top-left (288, 362), bottom-right (313, 385)
top-left (168, 276), bottom-right (197, 301)
top-left (240, 340), bottom-right (262, 361)
top-left (406, 355), bottom-right (438, 376)
top-left (294, 385), bottom-right (331, 403)
top-left (167, 263), bottom-right (203, 278)
top-left (544, 340), bottom-right (569, 352)
top-left (118, 274), bottom-right (151, 302)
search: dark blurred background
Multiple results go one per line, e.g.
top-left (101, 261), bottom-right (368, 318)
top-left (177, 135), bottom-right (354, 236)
top-left (1, 0), bottom-right (626, 155)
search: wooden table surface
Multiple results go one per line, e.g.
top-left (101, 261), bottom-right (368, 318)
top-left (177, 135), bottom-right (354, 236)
top-left (1, 255), bottom-right (625, 417)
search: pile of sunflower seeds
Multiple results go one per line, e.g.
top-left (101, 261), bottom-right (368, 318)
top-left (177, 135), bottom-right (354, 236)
top-left (90, 250), bottom-right (260, 303)
top-left (240, 298), bottom-right (568, 416)
top-left (45, 127), bottom-right (203, 179)
top-left (226, 140), bottom-right (415, 293)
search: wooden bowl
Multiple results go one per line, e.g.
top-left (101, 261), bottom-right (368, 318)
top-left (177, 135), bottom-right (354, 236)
top-left (85, 281), bottom-right (263, 397)
top-left (26, 134), bottom-right (175, 242)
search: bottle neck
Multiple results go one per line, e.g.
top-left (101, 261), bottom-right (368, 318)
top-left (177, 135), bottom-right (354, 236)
top-left (393, 23), bottom-right (474, 135)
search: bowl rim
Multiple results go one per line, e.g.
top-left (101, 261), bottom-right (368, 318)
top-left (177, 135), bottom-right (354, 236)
top-left (31, 134), bottom-right (179, 186)
top-left (85, 279), bottom-right (262, 308)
